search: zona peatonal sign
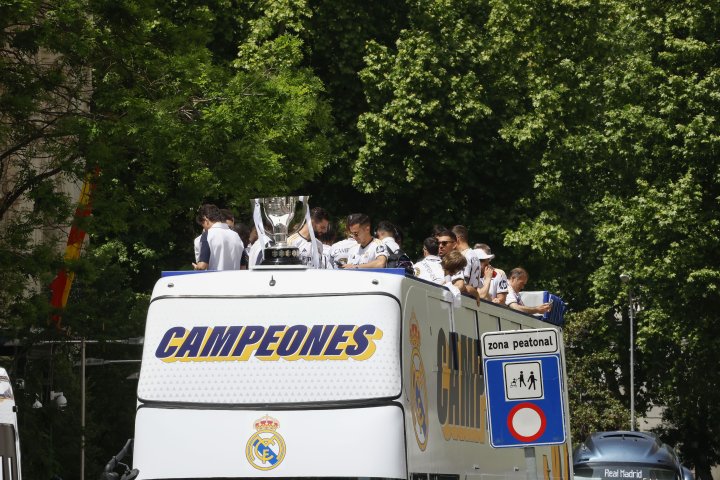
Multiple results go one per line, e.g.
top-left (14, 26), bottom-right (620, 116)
top-left (482, 328), bottom-right (567, 448)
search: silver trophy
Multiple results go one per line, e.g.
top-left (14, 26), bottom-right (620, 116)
top-left (255, 196), bottom-right (308, 266)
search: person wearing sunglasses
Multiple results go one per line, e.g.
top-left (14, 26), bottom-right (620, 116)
top-left (474, 243), bottom-right (509, 304)
top-left (435, 229), bottom-right (457, 259)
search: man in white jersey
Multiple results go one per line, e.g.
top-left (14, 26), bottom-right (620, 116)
top-left (343, 213), bottom-right (388, 269)
top-left (317, 222), bottom-right (336, 269)
top-left (473, 243), bottom-right (509, 303)
top-left (329, 219), bottom-right (357, 267)
top-left (193, 204), bottom-right (244, 270)
top-left (413, 237), bottom-right (444, 284)
top-left (506, 267), bottom-right (552, 314)
top-left (287, 207), bottom-right (329, 268)
top-left (436, 228), bottom-right (479, 299)
top-left (452, 225), bottom-right (481, 300)
top-left (375, 220), bottom-right (401, 253)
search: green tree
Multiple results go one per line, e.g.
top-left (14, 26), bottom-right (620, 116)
top-left (353, 0), bottom-right (530, 249)
top-left (491, 0), bottom-right (720, 475)
top-left (2, 0), bottom-right (333, 477)
top-left (564, 308), bottom-right (628, 443)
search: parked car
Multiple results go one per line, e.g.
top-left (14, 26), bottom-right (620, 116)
top-left (573, 431), bottom-right (693, 480)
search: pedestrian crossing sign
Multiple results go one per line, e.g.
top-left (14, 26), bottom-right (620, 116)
top-left (504, 361), bottom-right (543, 400)
top-left (481, 328), bottom-right (568, 448)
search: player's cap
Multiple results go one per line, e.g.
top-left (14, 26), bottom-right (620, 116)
top-left (474, 249), bottom-right (495, 260)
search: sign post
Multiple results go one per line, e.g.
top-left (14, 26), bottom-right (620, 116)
top-left (482, 328), bottom-right (567, 449)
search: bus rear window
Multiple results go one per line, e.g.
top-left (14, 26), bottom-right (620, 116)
top-left (138, 295), bottom-right (402, 404)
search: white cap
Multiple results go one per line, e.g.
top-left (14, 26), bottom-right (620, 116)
top-left (474, 249), bottom-right (495, 260)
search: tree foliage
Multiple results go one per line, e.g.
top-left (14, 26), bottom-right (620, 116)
top-left (2, 0), bottom-right (720, 478)
top-left (564, 308), bottom-right (628, 442)
top-left (2, 0), bottom-right (331, 478)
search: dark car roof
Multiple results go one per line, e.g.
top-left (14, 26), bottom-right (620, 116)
top-left (573, 431), bottom-right (680, 469)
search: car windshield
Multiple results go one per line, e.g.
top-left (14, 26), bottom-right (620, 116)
top-left (575, 465), bottom-right (679, 480)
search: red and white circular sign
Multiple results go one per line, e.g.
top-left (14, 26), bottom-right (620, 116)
top-left (507, 402), bottom-right (547, 442)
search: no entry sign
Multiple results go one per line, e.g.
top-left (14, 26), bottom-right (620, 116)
top-left (482, 328), bottom-right (567, 448)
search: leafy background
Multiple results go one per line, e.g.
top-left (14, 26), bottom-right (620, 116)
top-left (1, 0), bottom-right (719, 478)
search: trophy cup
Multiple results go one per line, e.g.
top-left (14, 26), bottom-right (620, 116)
top-left (254, 196), bottom-right (308, 267)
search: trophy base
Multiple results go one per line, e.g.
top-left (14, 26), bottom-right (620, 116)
top-left (260, 246), bottom-right (304, 266)
top-left (252, 264), bottom-right (307, 270)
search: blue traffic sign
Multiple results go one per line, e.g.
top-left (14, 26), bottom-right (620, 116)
top-left (482, 329), bottom-right (567, 448)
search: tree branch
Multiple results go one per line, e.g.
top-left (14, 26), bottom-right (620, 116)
top-left (0, 164), bottom-right (68, 221)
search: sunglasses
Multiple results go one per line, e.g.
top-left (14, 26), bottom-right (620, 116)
top-left (438, 240), bottom-right (455, 246)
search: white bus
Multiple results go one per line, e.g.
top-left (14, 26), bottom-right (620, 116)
top-left (110, 268), bottom-right (572, 480)
top-left (0, 368), bottom-right (21, 480)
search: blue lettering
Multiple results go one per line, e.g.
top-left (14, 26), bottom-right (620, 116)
top-left (277, 325), bottom-right (307, 356)
top-left (299, 325), bottom-right (334, 356)
top-left (200, 326), bottom-right (242, 357)
top-left (175, 327), bottom-right (208, 358)
top-left (324, 325), bottom-right (354, 356)
top-left (346, 324), bottom-right (375, 356)
top-left (256, 325), bottom-right (285, 357)
top-left (155, 326), bottom-right (185, 359)
top-left (232, 326), bottom-right (264, 356)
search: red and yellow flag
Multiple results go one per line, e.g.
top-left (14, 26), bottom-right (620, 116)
top-left (49, 171), bottom-right (97, 326)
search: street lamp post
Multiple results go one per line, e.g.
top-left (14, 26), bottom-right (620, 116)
top-left (80, 355), bottom-right (142, 480)
top-left (81, 338), bottom-right (86, 480)
top-left (620, 273), bottom-right (635, 431)
top-left (29, 337), bottom-right (143, 480)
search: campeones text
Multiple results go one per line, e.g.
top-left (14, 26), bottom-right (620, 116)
top-left (155, 324), bottom-right (383, 362)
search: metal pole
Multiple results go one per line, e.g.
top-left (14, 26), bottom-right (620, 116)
top-left (81, 338), bottom-right (86, 480)
top-left (628, 289), bottom-right (635, 431)
top-left (525, 447), bottom-right (538, 480)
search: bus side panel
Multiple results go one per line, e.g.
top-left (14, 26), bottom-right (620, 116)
top-left (402, 281), bottom-right (572, 480)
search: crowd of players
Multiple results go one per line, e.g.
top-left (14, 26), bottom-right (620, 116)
top-left (192, 204), bottom-right (552, 315)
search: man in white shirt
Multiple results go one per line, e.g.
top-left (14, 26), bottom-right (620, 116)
top-left (452, 225), bottom-right (481, 300)
top-left (329, 220), bottom-right (357, 267)
top-left (413, 237), bottom-right (444, 284)
top-left (474, 243), bottom-right (509, 304)
top-left (437, 228), bottom-right (480, 300)
top-left (375, 220), bottom-right (401, 253)
top-left (193, 204), bottom-right (244, 270)
top-left (287, 207), bottom-right (329, 268)
top-left (505, 267), bottom-right (552, 314)
top-left (343, 213), bottom-right (388, 269)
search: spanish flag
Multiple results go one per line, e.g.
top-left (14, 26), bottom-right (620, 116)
top-left (49, 171), bottom-right (97, 327)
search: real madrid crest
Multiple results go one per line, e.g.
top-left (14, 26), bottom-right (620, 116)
top-left (409, 311), bottom-right (429, 451)
top-left (246, 415), bottom-right (286, 470)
